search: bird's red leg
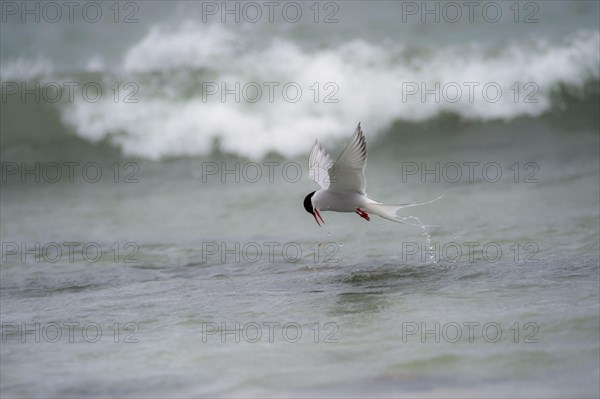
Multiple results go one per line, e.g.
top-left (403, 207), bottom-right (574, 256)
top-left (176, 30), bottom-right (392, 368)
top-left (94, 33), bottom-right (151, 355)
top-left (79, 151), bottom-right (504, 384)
top-left (356, 208), bottom-right (370, 221)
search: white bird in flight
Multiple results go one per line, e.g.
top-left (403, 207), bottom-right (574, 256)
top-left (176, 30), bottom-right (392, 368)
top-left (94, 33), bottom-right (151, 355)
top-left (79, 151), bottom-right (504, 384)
top-left (303, 122), bottom-right (442, 226)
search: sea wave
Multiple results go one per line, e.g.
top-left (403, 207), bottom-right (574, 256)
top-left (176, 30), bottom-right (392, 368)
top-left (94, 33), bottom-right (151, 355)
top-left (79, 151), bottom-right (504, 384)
top-left (3, 23), bottom-right (599, 160)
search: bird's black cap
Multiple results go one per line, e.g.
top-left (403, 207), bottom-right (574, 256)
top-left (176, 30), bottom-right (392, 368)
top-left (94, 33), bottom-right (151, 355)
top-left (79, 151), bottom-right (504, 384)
top-left (303, 191), bottom-right (315, 214)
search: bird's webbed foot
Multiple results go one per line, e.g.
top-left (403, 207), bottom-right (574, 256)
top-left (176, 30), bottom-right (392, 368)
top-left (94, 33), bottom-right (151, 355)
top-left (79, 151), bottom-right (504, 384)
top-left (355, 208), bottom-right (370, 221)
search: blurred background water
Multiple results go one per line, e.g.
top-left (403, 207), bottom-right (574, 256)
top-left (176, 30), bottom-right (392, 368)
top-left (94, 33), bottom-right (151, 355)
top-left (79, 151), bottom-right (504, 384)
top-left (1, 1), bottom-right (599, 397)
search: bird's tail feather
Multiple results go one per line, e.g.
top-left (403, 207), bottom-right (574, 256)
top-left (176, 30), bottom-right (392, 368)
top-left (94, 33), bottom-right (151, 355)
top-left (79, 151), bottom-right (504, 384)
top-left (364, 191), bottom-right (446, 225)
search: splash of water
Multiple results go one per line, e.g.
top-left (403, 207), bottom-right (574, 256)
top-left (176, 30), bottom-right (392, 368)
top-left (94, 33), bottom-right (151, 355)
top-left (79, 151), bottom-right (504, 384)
top-left (400, 215), bottom-right (436, 264)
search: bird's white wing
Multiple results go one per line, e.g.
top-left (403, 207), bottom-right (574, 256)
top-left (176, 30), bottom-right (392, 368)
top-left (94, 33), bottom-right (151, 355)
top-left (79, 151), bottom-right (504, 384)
top-left (308, 140), bottom-right (334, 189)
top-left (328, 122), bottom-right (367, 194)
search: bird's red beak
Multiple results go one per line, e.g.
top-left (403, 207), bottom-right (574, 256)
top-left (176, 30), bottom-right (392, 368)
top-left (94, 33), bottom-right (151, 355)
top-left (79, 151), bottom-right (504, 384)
top-left (313, 209), bottom-right (325, 226)
top-left (312, 212), bottom-right (320, 226)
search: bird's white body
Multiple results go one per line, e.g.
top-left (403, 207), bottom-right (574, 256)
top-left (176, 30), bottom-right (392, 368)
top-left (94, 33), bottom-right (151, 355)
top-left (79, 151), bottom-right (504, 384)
top-left (312, 190), bottom-right (376, 213)
top-left (304, 122), bottom-right (443, 225)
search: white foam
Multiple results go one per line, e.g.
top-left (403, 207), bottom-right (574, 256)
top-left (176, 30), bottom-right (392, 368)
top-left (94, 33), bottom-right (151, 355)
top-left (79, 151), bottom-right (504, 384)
top-left (123, 22), bottom-right (239, 73)
top-left (0, 57), bottom-right (54, 82)
top-left (86, 56), bottom-right (106, 73)
top-left (62, 24), bottom-right (599, 160)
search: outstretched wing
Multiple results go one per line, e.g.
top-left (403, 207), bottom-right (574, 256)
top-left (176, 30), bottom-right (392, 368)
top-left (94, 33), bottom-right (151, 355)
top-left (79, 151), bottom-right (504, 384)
top-left (308, 140), bottom-right (334, 189)
top-left (328, 123), bottom-right (367, 194)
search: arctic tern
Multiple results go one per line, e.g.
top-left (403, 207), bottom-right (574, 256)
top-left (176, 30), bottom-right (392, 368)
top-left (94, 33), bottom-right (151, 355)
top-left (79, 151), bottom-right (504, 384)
top-left (303, 122), bottom-right (441, 226)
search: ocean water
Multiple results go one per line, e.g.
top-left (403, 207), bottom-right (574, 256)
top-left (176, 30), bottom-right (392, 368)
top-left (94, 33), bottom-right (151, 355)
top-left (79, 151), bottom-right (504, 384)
top-left (1, 1), bottom-right (599, 397)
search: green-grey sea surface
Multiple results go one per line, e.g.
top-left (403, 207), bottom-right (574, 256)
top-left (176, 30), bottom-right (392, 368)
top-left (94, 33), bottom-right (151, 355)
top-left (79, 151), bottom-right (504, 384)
top-left (1, 1), bottom-right (599, 397)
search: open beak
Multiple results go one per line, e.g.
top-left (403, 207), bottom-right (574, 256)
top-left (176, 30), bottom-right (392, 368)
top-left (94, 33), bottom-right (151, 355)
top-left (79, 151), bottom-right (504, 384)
top-left (313, 209), bottom-right (325, 226)
top-left (312, 212), bottom-right (321, 226)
